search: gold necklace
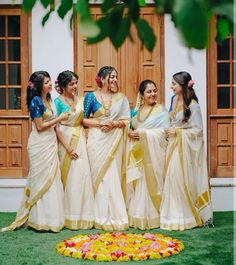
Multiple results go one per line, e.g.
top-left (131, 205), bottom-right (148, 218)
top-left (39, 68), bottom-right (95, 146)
top-left (100, 91), bottom-right (112, 117)
top-left (137, 103), bottom-right (156, 123)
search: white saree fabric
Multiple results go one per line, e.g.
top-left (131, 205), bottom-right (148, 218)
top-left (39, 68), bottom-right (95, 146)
top-left (86, 93), bottom-right (130, 231)
top-left (2, 106), bottom-right (65, 232)
top-left (126, 105), bottom-right (170, 229)
top-left (160, 101), bottom-right (213, 230)
top-left (57, 98), bottom-right (94, 229)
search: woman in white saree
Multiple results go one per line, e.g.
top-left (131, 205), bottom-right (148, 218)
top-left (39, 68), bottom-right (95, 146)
top-left (83, 66), bottom-right (130, 231)
top-left (127, 80), bottom-right (169, 230)
top-left (160, 71), bottom-right (213, 231)
top-left (1, 71), bottom-right (68, 232)
top-left (54, 71), bottom-right (94, 230)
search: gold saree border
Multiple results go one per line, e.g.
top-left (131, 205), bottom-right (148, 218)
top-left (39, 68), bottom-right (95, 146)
top-left (95, 222), bottom-right (129, 231)
top-left (27, 221), bottom-right (64, 233)
top-left (160, 221), bottom-right (198, 231)
top-left (176, 128), bottom-right (203, 227)
top-left (121, 120), bottom-right (130, 199)
top-left (65, 219), bottom-right (94, 230)
top-left (128, 215), bottom-right (160, 230)
top-left (139, 131), bottom-right (162, 214)
top-left (61, 126), bottom-right (83, 189)
top-left (195, 190), bottom-right (211, 210)
top-left (93, 130), bottom-right (123, 194)
top-left (1, 163), bottom-right (58, 232)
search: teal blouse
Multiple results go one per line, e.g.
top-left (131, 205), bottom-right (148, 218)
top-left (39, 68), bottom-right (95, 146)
top-left (54, 97), bottom-right (70, 116)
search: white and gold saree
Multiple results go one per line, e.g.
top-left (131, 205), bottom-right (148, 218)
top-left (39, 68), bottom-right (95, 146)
top-left (2, 97), bottom-right (64, 232)
top-left (55, 97), bottom-right (94, 230)
top-left (160, 100), bottom-right (213, 230)
top-left (127, 104), bottom-right (169, 230)
top-left (84, 92), bottom-right (130, 231)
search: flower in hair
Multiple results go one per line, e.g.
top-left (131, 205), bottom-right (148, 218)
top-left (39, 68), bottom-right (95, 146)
top-left (54, 79), bottom-right (63, 94)
top-left (95, 75), bottom-right (102, 88)
top-left (187, 80), bottom-right (194, 88)
top-left (28, 81), bottom-right (33, 88)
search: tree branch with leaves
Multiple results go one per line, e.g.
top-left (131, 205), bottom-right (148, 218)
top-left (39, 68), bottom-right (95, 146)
top-left (22, 0), bottom-right (234, 51)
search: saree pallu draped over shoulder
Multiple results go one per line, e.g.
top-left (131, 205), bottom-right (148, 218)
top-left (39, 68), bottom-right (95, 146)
top-left (56, 97), bottom-right (94, 230)
top-left (160, 101), bottom-right (213, 231)
top-left (126, 104), bottom-right (170, 230)
top-left (85, 92), bottom-right (130, 231)
top-left (1, 105), bottom-right (65, 232)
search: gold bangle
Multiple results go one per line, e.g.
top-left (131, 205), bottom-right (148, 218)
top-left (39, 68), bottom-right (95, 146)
top-left (48, 121), bottom-right (51, 127)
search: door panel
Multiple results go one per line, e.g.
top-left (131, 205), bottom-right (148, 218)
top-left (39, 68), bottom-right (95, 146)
top-left (76, 6), bottom-right (164, 107)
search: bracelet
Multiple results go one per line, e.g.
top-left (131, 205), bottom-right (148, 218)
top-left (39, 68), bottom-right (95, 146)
top-left (48, 121), bottom-right (52, 127)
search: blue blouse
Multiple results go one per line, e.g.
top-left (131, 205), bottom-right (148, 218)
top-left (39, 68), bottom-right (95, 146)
top-left (84, 92), bottom-right (102, 118)
top-left (29, 96), bottom-right (46, 119)
top-left (130, 108), bottom-right (138, 129)
top-left (54, 97), bottom-right (70, 116)
top-left (169, 95), bottom-right (175, 112)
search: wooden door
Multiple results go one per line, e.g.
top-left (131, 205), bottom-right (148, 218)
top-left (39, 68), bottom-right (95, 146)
top-left (207, 17), bottom-right (235, 177)
top-left (0, 8), bottom-right (30, 178)
top-left (75, 6), bottom-right (164, 107)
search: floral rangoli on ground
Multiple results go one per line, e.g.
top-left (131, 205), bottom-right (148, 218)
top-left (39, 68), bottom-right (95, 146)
top-left (56, 232), bottom-right (184, 261)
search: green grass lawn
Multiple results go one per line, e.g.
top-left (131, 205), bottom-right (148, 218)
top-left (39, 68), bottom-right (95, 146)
top-left (0, 212), bottom-right (234, 265)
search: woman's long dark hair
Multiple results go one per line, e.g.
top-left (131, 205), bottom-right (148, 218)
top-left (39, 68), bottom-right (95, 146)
top-left (173, 71), bottom-right (198, 122)
top-left (26, 71), bottom-right (51, 109)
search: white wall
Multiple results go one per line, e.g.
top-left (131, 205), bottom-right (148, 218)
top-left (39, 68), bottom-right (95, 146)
top-left (32, 2), bottom-right (73, 99)
top-left (164, 15), bottom-right (207, 139)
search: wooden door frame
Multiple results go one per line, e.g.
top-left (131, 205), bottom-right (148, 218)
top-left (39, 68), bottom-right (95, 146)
top-left (0, 6), bottom-right (31, 177)
top-left (207, 16), bottom-right (235, 178)
top-left (73, 5), bottom-right (165, 104)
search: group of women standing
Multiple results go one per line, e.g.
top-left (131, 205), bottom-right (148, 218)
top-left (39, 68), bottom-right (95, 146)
top-left (1, 66), bottom-right (213, 233)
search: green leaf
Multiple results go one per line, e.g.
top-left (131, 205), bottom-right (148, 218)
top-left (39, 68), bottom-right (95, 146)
top-left (75, 0), bottom-right (90, 20)
top-left (153, 0), bottom-right (174, 14)
top-left (79, 18), bottom-right (100, 38)
top-left (173, 0), bottom-right (209, 49)
top-left (138, 0), bottom-right (146, 6)
top-left (22, 0), bottom-right (37, 12)
top-left (40, 0), bottom-right (53, 9)
top-left (101, 0), bottom-right (118, 13)
top-left (135, 18), bottom-right (156, 51)
top-left (57, 0), bottom-right (73, 19)
top-left (109, 16), bottom-right (131, 48)
top-left (212, 3), bottom-right (234, 22)
top-left (87, 17), bottom-right (109, 44)
top-left (216, 18), bottom-right (231, 43)
top-left (127, 0), bottom-right (140, 22)
top-left (42, 9), bottom-right (53, 26)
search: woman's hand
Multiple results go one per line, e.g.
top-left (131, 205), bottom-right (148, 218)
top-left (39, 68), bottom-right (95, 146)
top-left (128, 130), bottom-right (140, 140)
top-left (99, 120), bottom-right (114, 133)
top-left (59, 112), bottom-right (69, 121)
top-left (164, 128), bottom-right (176, 136)
top-left (67, 148), bottom-right (79, 160)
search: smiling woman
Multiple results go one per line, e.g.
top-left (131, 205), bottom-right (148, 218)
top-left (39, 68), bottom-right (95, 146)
top-left (54, 70), bottom-right (94, 230)
top-left (1, 71), bottom-right (68, 232)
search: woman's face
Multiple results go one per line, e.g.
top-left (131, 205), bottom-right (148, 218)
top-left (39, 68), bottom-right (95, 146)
top-left (171, 78), bottom-right (182, 95)
top-left (102, 70), bottom-right (118, 92)
top-left (42, 76), bottom-right (52, 95)
top-left (143, 83), bottom-right (157, 105)
top-left (64, 76), bottom-right (78, 96)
